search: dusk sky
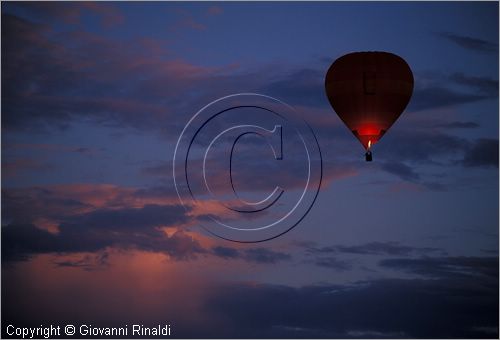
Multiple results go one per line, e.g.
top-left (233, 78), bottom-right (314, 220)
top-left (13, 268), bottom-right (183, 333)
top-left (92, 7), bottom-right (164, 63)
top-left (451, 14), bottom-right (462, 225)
top-left (1, 1), bottom-right (499, 338)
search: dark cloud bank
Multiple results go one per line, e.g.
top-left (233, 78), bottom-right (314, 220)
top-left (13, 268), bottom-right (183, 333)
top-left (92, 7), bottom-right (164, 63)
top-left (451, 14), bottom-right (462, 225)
top-left (2, 199), bottom-right (498, 338)
top-left (3, 252), bottom-right (496, 338)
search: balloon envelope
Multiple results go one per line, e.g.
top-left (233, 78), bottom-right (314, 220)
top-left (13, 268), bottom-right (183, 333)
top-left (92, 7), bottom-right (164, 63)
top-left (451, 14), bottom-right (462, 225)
top-left (325, 51), bottom-right (414, 150)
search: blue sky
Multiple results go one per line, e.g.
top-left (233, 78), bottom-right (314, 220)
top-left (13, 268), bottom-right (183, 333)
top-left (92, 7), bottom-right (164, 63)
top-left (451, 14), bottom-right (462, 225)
top-left (2, 2), bottom-right (499, 338)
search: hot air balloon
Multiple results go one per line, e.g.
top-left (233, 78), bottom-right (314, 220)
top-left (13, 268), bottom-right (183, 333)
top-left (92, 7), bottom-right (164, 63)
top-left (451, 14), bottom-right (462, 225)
top-left (325, 51), bottom-right (414, 161)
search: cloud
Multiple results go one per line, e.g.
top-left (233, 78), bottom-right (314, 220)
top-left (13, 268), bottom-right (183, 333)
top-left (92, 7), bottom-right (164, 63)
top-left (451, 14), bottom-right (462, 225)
top-left (437, 32), bottom-right (498, 54)
top-left (1, 184), bottom-right (180, 226)
top-left (80, 2), bottom-right (125, 27)
top-left (243, 248), bottom-right (291, 264)
top-left (1, 216), bottom-right (205, 263)
top-left (2, 202), bottom-right (294, 264)
top-left (2, 9), bottom-right (496, 147)
top-left (53, 252), bottom-right (110, 271)
top-left (313, 257), bottom-right (351, 270)
top-left (2, 11), bottom-right (496, 199)
top-left (169, 8), bottom-right (206, 32)
top-left (1, 183), bottom-right (297, 263)
top-left (143, 149), bottom-right (355, 197)
top-left (434, 121), bottom-right (480, 129)
top-left (303, 241), bottom-right (442, 257)
top-left (409, 71), bottom-right (498, 112)
top-left (203, 265), bottom-right (498, 338)
top-left (261, 68), bottom-right (327, 107)
top-left (1, 183), bottom-right (212, 261)
top-left (197, 256), bottom-right (497, 338)
top-left (11, 2), bottom-right (124, 27)
top-left (3, 10), bottom-right (495, 155)
top-left (212, 246), bottom-right (240, 259)
top-left (380, 162), bottom-right (420, 181)
top-left (450, 73), bottom-right (499, 96)
top-left (409, 86), bottom-right (487, 111)
top-left (0, 13), bottom-right (329, 140)
top-left (377, 160), bottom-right (448, 191)
top-left (63, 204), bottom-right (189, 231)
top-left (373, 131), bottom-right (497, 187)
top-left (462, 138), bottom-right (499, 168)
top-left (211, 246), bottom-right (291, 264)
top-left (375, 130), bottom-right (469, 163)
top-left (207, 6), bottom-right (223, 16)
top-left (380, 256), bottom-right (499, 279)
top-left (1, 13), bottom-right (209, 133)
top-left (1, 159), bottom-right (52, 178)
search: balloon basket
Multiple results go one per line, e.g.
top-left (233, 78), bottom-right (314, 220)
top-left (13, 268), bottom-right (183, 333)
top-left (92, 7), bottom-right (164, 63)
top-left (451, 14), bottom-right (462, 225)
top-left (365, 151), bottom-right (373, 162)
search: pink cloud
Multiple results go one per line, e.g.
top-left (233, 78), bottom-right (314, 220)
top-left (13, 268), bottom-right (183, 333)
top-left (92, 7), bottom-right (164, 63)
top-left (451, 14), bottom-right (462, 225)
top-left (2, 250), bottom-right (214, 328)
top-left (169, 8), bottom-right (207, 32)
top-left (1, 159), bottom-right (51, 178)
top-left (2, 183), bottom-right (235, 234)
top-left (207, 6), bottom-right (223, 16)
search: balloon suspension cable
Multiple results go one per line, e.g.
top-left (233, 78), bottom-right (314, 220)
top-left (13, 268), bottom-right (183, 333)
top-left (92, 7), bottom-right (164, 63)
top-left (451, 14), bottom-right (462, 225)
top-left (365, 140), bottom-right (373, 162)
